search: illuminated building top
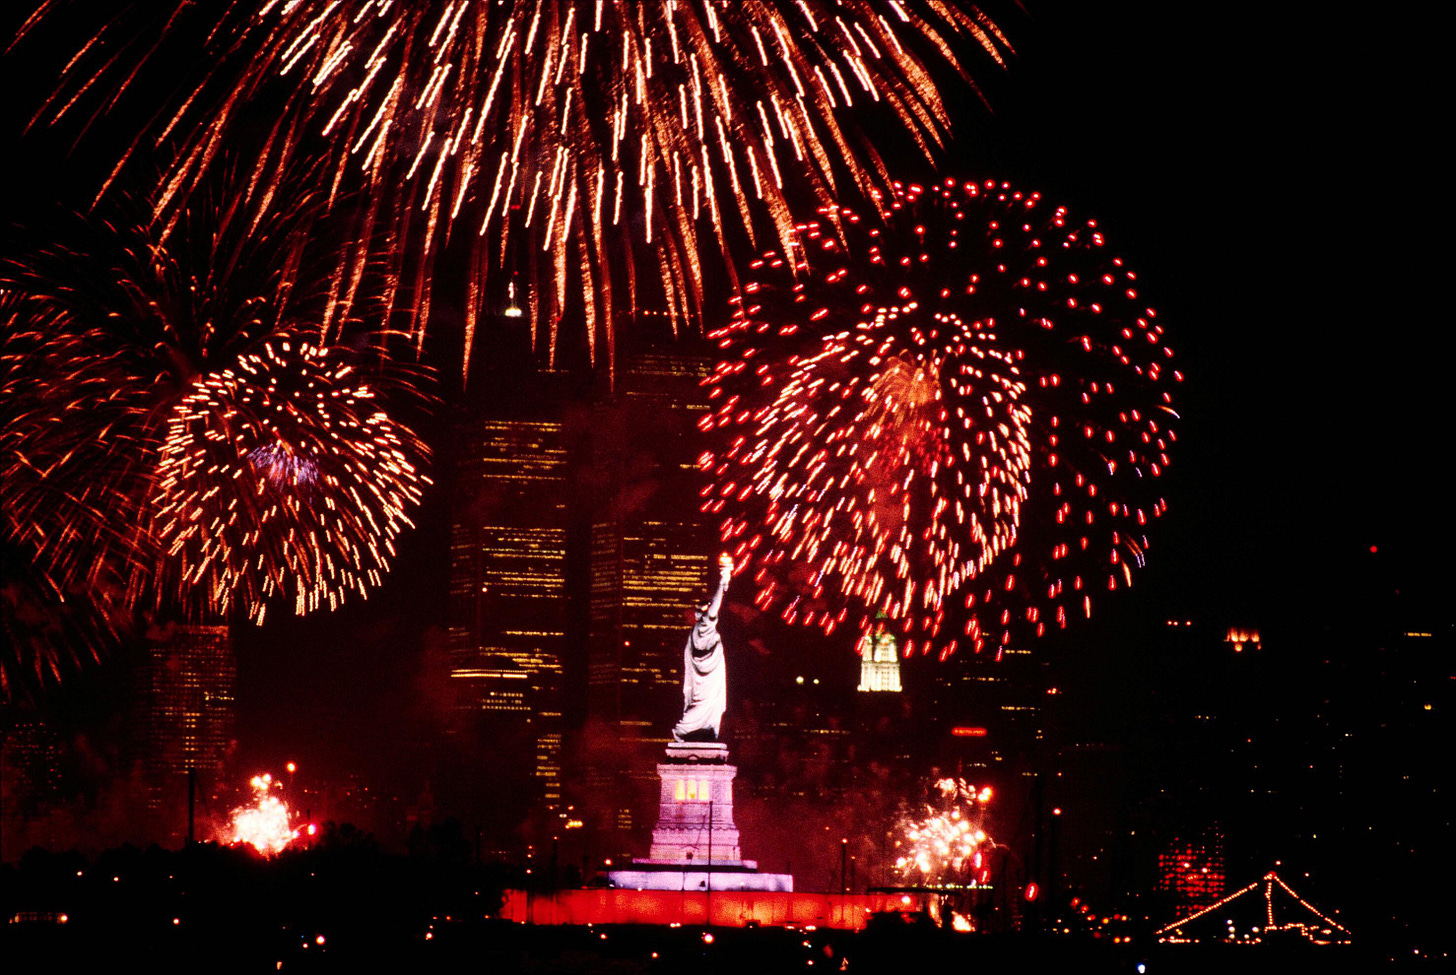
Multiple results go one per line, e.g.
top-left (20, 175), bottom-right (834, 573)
top-left (856, 625), bottom-right (902, 693)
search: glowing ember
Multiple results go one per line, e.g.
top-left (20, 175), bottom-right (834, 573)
top-left (228, 773), bottom-right (310, 856)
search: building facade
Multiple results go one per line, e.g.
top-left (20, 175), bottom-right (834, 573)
top-left (582, 347), bottom-right (715, 846)
top-left (133, 622), bottom-right (236, 819)
top-left (449, 414), bottom-right (570, 820)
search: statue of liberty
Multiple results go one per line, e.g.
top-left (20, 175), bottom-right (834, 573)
top-left (672, 556), bottom-right (733, 741)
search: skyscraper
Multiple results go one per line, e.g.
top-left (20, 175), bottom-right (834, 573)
top-left (856, 622), bottom-right (903, 694)
top-left (1, 715), bottom-right (65, 815)
top-left (588, 520), bottom-right (711, 739)
top-left (134, 622), bottom-right (236, 817)
top-left (1156, 827), bottom-right (1227, 913)
top-left (931, 646), bottom-right (1049, 775)
top-left (449, 413), bottom-right (569, 819)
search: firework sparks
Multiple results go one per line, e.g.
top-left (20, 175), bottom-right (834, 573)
top-left (154, 337), bottom-right (428, 623)
top-left (894, 777), bottom-right (995, 884)
top-left (1, 203), bottom-right (429, 635)
top-left (228, 772), bottom-right (313, 855)
top-left (701, 178), bottom-right (1179, 658)
top-left (25, 1), bottom-right (1011, 375)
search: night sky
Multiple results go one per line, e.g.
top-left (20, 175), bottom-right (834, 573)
top-left (2, 0), bottom-right (1444, 947)
top-left (194, 4), bottom-right (1441, 770)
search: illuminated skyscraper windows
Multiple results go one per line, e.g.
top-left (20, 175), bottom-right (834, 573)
top-left (450, 416), bottom-right (568, 818)
top-left (133, 623), bottom-right (236, 816)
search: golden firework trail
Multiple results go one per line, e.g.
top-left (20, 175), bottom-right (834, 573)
top-left (2, 202), bottom-right (430, 638)
top-left (22, 1), bottom-right (1011, 377)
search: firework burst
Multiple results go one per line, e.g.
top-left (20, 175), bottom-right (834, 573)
top-left (23, 1), bottom-right (1011, 375)
top-left (227, 772), bottom-right (314, 855)
top-left (700, 178), bottom-right (1179, 658)
top-left (894, 777), bottom-right (994, 884)
top-left (1, 201), bottom-right (429, 644)
top-left (155, 336), bottom-right (427, 623)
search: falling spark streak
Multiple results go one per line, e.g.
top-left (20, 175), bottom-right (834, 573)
top-left (24, 1), bottom-right (1010, 379)
top-left (702, 179), bottom-right (1179, 658)
top-left (155, 338), bottom-right (430, 623)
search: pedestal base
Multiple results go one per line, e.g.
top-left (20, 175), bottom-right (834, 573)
top-left (606, 864), bottom-right (794, 893)
top-left (649, 745), bottom-right (741, 863)
top-left (606, 741), bottom-right (792, 892)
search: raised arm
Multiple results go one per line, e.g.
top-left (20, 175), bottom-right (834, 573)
top-left (708, 556), bottom-right (732, 618)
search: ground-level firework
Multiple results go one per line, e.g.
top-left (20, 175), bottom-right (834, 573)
top-left (894, 777), bottom-right (995, 884)
top-left (701, 178), bottom-right (1179, 657)
top-left (227, 772), bottom-right (314, 856)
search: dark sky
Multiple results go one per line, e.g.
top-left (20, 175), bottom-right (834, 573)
top-left (977, 5), bottom-right (1442, 621)
top-left (4, 5), bottom-right (1442, 800)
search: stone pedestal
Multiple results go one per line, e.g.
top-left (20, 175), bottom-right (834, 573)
top-left (607, 742), bottom-right (793, 892)
top-left (647, 742), bottom-right (744, 864)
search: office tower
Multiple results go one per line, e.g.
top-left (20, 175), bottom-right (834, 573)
top-left (931, 646), bottom-right (1049, 775)
top-left (449, 413), bottom-right (569, 819)
top-left (1156, 827), bottom-right (1227, 912)
top-left (1, 715), bottom-right (65, 813)
top-left (134, 622), bottom-right (236, 814)
top-left (847, 621), bottom-right (913, 775)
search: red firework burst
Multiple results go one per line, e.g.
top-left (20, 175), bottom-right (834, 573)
top-left (699, 178), bottom-right (1179, 659)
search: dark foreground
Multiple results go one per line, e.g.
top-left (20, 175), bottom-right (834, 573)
top-left (0, 841), bottom-right (1426, 974)
top-left (3, 914), bottom-right (1402, 975)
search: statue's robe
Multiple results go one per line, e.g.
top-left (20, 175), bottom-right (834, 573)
top-left (673, 625), bottom-right (725, 740)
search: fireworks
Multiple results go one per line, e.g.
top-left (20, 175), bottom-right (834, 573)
top-left (154, 337), bottom-right (428, 623)
top-left (700, 178), bottom-right (1179, 658)
top-left (228, 772), bottom-right (313, 855)
top-left (894, 777), bottom-right (994, 884)
top-left (25, 1), bottom-right (1011, 374)
top-left (0, 203), bottom-right (429, 635)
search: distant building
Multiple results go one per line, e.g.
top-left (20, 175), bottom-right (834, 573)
top-left (588, 519), bottom-right (711, 750)
top-left (931, 647), bottom-right (1048, 774)
top-left (856, 623), bottom-right (903, 693)
top-left (134, 622), bottom-right (236, 812)
top-left (449, 414), bottom-right (569, 819)
top-left (1157, 827), bottom-right (1227, 912)
top-left (1, 715), bottom-right (66, 814)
